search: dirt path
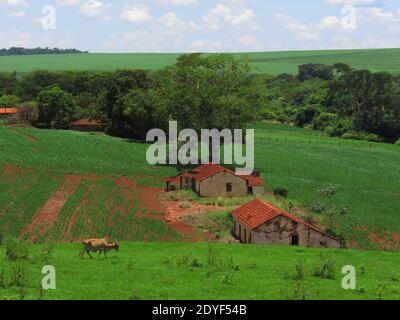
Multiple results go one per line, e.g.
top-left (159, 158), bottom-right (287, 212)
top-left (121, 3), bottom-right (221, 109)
top-left (20, 176), bottom-right (81, 241)
top-left (162, 199), bottom-right (221, 241)
top-left (9, 127), bottom-right (38, 142)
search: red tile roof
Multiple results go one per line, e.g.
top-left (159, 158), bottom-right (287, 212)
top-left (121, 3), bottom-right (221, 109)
top-left (167, 163), bottom-right (265, 186)
top-left (232, 199), bottom-right (340, 241)
top-left (0, 108), bottom-right (17, 115)
top-left (71, 119), bottom-right (101, 126)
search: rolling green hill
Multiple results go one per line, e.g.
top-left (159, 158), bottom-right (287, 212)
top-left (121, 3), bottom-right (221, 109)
top-left (0, 123), bottom-right (400, 249)
top-left (1, 48), bottom-right (399, 74)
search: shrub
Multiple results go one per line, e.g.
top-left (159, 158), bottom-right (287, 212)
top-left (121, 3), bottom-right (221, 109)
top-left (4, 238), bottom-right (29, 262)
top-left (294, 105), bottom-right (321, 127)
top-left (395, 139), bottom-right (400, 146)
top-left (314, 253), bottom-right (336, 280)
top-left (17, 102), bottom-right (39, 126)
top-left (274, 187), bottom-right (288, 198)
top-left (341, 131), bottom-right (381, 142)
top-left (328, 118), bottom-right (353, 137)
top-left (312, 113), bottom-right (338, 131)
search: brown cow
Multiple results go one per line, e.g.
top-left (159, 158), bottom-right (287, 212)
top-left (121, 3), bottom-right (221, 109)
top-left (80, 239), bottom-right (119, 259)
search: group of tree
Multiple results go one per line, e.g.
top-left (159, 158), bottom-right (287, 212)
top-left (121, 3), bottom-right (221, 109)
top-left (0, 54), bottom-right (399, 144)
top-left (0, 47), bottom-right (88, 56)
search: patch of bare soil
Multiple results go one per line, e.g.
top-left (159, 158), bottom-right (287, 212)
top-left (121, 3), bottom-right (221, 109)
top-left (360, 226), bottom-right (400, 251)
top-left (161, 194), bottom-right (223, 242)
top-left (20, 176), bottom-right (82, 241)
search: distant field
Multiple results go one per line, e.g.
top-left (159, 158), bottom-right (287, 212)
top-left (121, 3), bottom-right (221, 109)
top-left (1, 242), bottom-right (400, 300)
top-left (1, 48), bottom-right (399, 74)
top-left (0, 123), bottom-right (400, 249)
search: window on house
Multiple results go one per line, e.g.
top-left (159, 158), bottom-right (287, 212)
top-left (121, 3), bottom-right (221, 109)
top-left (226, 183), bottom-right (233, 192)
top-left (247, 187), bottom-right (253, 195)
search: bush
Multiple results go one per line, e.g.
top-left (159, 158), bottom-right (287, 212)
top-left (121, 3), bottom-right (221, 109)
top-left (17, 102), bottom-right (39, 126)
top-left (312, 113), bottom-right (338, 131)
top-left (314, 253), bottom-right (336, 280)
top-left (341, 131), bottom-right (381, 142)
top-left (274, 187), bottom-right (288, 198)
top-left (294, 105), bottom-right (321, 127)
top-left (328, 118), bottom-right (353, 137)
top-left (4, 238), bottom-right (29, 261)
top-left (395, 139), bottom-right (400, 146)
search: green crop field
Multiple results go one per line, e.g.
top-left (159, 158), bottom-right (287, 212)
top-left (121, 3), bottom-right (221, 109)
top-left (1, 242), bottom-right (400, 300)
top-left (0, 123), bottom-right (400, 250)
top-left (1, 48), bottom-right (399, 75)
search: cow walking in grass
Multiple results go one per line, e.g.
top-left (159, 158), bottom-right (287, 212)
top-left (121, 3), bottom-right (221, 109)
top-left (80, 239), bottom-right (119, 259)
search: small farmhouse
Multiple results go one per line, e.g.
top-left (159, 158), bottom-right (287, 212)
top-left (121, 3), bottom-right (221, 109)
top-left (165, 163), bottom-right (265, 198)
top-left (70, 119), bottom-right (103, 132)
top-left (0, 108), bottom-right (17, 121)
top-left (232, 199), bottom-right (342, 248)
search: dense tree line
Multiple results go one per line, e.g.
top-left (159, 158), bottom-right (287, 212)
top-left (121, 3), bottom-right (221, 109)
top-left (0, 47), bottom-right (88, 56)
top-left (0, 54), bottom-right (399, 143)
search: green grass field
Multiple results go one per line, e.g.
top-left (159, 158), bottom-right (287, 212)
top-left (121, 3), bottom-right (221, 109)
top-left (1, 242), bottom-right (400, 300)
top-left (0, 123), bottom-right (399, 250)
top-left (1, 48), bottom-right (399, 74)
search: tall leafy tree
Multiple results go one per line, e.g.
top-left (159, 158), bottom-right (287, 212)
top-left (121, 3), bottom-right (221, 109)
top-left (37, 86), bottom-right (76, 128)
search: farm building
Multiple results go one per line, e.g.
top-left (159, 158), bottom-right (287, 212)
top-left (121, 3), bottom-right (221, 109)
top-left (232, 199), bottom-right (342, 248)
top-left (165, 163), bottom-right (265, 198)
top-left (0, 108), bottom-right (17, 121)
top-left (70, 119), bottom-right (103, 132)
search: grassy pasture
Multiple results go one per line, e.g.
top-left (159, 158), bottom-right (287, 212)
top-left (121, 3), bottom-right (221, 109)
top-left (0, 242), bottom-right (400, 300)
top-left (0, 48), bottom-right (399, 74)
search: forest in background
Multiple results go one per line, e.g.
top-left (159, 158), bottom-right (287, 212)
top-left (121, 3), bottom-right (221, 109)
top-left (1, 53), bottom-right (400, 144)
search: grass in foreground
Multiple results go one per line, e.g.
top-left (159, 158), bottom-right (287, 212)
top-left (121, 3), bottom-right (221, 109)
top-left (0, 242), bottom-right (400, 300)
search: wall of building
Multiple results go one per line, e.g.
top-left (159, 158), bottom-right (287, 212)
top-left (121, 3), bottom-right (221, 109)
top-left (233, 215), bottom-right (341, 248)
top-left (197, 171), bottom-right (248, 198)
top-left (252, 186), bottom-right (265, 195)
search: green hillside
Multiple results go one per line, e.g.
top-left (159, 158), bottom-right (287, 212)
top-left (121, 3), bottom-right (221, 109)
top-left (1, 48), bottom-right (399, 74)
top-left (0, 123), bottom-right (400, 249)
top-left (1, 242), bottom-right (400, 300)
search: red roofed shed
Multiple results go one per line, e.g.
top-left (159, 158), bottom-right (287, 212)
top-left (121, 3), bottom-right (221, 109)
top-left (232, 199), bottom-right (342, 248)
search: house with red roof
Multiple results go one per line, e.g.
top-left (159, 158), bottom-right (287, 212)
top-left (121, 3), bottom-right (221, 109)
top-left (232, 199), bottom-right (342, 248)
top-left (0, 108), bottom-right (18, 121)
top-left (70, 119), bottom-right (103, 132)
top-left (165, 163), bottom-right (265, 198)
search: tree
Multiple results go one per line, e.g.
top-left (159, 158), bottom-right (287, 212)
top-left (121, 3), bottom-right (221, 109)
top-left (317, 185), bottom-right (348, 230)
top-left (0, 94), bottom-right (20, 108)
top-left (17, 102), bottom-right (39, 126)
top-left (298, 64), bottom-right (334, 82)
top-left (37, 86), bottom-right (75, 128)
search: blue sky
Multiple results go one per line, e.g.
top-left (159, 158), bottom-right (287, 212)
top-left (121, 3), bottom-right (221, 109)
top-left (0, 0), bottom-right (399, 52)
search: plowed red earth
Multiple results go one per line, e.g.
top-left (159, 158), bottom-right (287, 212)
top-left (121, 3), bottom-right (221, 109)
top-left (162, 199), bottom-right (220, 241)
top-left (360, 226), bottom-right (400, 251)
top-left (20, 176), bottom-right (82, 241)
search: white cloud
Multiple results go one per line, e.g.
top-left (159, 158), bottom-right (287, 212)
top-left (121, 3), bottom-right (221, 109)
top-left (8, 10), bottom-right (25, 18)
top-left (275, 14), bottom-right (320, 41)
top-left (56, 0), bottom-right (81, 6)
top-left (318, 16), bottom-right (343, 30)
top-left (121, 4), bottom-right (153, 23)
top-left (0, 0), bottom-right (29, 8)
top-left (154, 0), bottom-right (197, 6)
top-left (79, 0), bottom-right (111, 19)
top-left (326, 0), bottom-right (379, 6)
top-left (202, 4), bottom-right (256, 30)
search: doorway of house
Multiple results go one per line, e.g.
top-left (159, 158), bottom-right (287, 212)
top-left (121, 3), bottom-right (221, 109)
top-left (291, 234), bottom-right (300, 246)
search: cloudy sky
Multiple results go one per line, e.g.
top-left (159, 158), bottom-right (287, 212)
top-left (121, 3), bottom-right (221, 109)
top-left (0, 0), bottom-right (399, 52)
